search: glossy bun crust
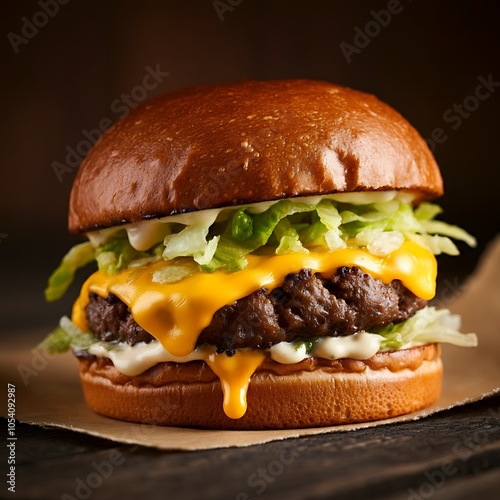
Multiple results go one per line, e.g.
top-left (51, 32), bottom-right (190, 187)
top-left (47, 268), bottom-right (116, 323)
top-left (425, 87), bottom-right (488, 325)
top-left (77, 344), bottom-right (442, 429)
top-left (69, 79), bottom-right (443, 234)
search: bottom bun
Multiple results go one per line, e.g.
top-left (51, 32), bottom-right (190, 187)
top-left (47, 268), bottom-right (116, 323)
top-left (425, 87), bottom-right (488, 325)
top-left (77, 344), bottom-right (442, 429)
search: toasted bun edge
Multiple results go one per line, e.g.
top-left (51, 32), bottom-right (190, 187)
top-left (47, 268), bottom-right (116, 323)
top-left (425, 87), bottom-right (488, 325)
top-left (77, 344), bottom-right (443, 429)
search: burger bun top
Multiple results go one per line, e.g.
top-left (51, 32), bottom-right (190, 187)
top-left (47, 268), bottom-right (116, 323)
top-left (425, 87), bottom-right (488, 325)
top-left (68, 79), bottom-right (443, 234)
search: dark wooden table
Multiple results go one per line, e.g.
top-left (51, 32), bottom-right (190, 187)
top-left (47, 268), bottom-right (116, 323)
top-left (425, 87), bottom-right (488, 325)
top-left (4, 394), bottom-right (500, 499)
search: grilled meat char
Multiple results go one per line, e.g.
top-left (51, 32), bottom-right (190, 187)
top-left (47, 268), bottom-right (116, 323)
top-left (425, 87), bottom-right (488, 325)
top-left (85, 266), bottom-right (426, 352)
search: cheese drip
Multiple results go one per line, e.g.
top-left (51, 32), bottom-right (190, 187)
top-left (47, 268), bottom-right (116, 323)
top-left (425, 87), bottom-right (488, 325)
top-left (72, 241), bottom-right (436, 419)
top-left (206, 350), bottom-right (267, 419)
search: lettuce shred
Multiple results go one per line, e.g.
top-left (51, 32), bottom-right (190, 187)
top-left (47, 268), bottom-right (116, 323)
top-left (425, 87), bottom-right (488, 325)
top-left (290, 307), bottom-right (477, 353)
top-left (375, 306), bottom-right (478, 349)
top-left (39, 316), bottom-right (97, 354)
top-left (44, 242), bottom-right (95, 302)
top-left (45, 195), bottom-right (476, 300)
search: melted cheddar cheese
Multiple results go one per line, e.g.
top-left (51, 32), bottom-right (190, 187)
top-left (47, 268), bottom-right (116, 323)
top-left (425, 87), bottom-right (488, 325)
top-left (72, 241), bottom-right (436, 419)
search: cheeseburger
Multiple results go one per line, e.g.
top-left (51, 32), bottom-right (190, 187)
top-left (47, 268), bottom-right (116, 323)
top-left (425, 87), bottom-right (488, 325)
top-left (43, 79), bottom-right (477, 429)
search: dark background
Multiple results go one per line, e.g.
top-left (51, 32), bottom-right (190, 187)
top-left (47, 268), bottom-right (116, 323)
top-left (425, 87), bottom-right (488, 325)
top-left (1, 0), bottom-right (499, 334)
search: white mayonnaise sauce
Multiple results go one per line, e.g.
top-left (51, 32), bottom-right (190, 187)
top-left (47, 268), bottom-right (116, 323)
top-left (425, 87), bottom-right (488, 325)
top-left (85, 191), bottom-right (414, 251)
top-left (87, 331), bottom-right (388, 377)
top-left (88, 341), bottom-right (211, 377)
top-left (269, 332), bottom-right (384, 364)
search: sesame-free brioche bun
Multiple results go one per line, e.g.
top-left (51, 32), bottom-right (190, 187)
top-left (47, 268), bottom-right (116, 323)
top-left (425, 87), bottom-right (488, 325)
top-left (68, 79), bottom-right (443, 234)
top-left (77, 344), bottom-right (442, 429)
top-left (65, 80), bottom-right (448, 430)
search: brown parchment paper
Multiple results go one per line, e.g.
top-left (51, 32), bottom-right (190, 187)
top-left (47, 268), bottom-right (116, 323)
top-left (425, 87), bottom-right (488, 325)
top-left (2, 237), bottom-right (499, 450)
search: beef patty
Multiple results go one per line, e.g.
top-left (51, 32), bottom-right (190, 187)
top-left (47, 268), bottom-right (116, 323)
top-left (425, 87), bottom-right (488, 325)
top-left (85, 267), bottom-right (426, 352)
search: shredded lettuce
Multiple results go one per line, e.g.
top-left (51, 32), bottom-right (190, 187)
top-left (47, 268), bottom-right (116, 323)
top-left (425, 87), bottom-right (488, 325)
top-left (316, 200), bottom-right (346, 250)
top-left (289, 307), bottom-right (477, 354)
top-left (375, 307), bottom-right (478, 349)
top-left (45, 195), bottom-right (477, 300)
top-left (355, 229), bottom-right (404, 257)
top-left (39, 316), bottom-right (97, 354)
top-left (95, 237), bottom-right (161, 274)
top-left (152, 259), bottom-right (199, 284)
top-left (163, 224), bottom-right (220, 265)
top-left (274, 219), bottom-right (309, 254)
top-left (201, 199), bottom-right (316, 272)
top-left (45, 242), bottom-right (95, 302)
